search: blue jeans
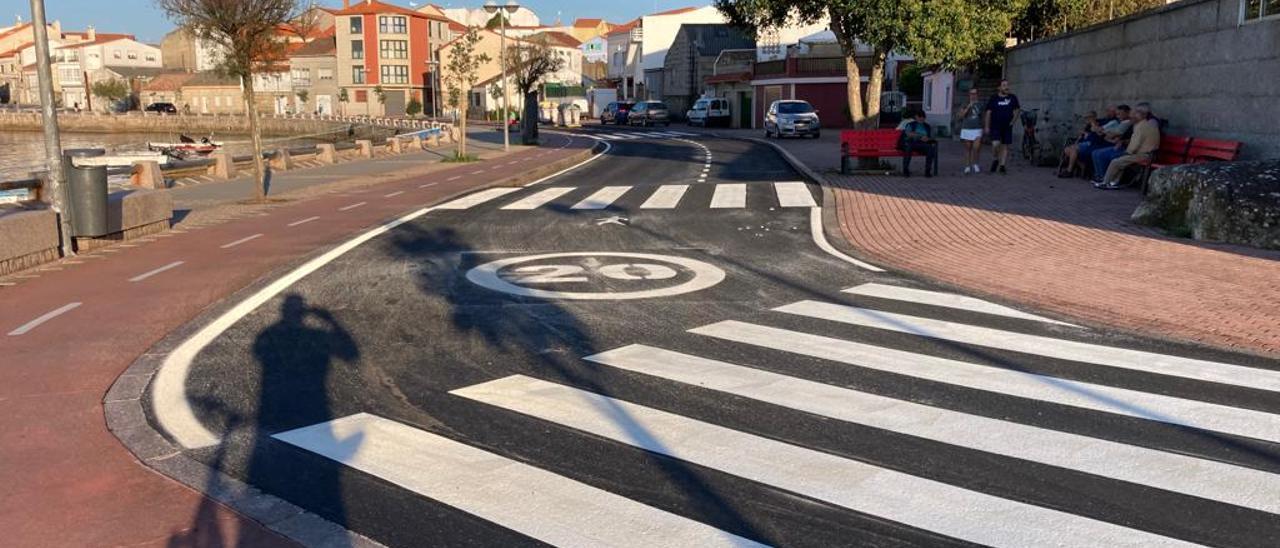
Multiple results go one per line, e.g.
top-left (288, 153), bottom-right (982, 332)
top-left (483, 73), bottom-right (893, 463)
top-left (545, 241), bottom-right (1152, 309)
top-left (1092, 147), bottom-right (1125, 181)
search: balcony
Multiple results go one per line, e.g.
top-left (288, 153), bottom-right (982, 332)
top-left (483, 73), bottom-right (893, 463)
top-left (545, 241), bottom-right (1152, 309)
top-left (752, 56), bottom-right (869, 80)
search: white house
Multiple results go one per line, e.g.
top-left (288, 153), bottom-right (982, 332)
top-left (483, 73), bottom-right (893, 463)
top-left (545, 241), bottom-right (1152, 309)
top-left (637, 6), bottom-right (725, 100)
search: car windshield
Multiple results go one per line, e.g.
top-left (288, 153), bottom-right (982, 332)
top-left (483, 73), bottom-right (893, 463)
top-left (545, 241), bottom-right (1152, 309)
top-left (649, 103), bottom-right (668, 110)
top-left (777, 102), bottom-right (814, 114)
top-left (693, 102), bottom-right (708, 110)
top-left (618, 103), bottom-right (633, 110)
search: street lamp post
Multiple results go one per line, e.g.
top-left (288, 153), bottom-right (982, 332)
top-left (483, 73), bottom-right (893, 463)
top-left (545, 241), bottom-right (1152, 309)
top-left (29, 0), bottom-right (74, 256)
top-left (484, 0), bottom-right (519, 152)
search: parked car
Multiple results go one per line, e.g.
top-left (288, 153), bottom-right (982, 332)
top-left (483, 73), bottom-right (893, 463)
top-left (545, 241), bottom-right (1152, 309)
top-left (145, 102), bottom-right (178, 114)
top-left (686, 97), bottom-right (730, 127)
top-left (601, 101), bottom-right (634, 125)
top-left (764, 100), bottom-right (820, 139)
top-left (628, 101), bottom-right (670, 127)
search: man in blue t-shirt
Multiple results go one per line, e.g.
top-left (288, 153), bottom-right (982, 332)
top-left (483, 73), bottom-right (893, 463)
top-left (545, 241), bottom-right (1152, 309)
top-left (983, 79), bottom-right (1020, 175)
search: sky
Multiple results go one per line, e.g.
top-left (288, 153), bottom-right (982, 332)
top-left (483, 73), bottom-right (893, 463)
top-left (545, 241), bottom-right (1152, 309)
top-left (8, 0), bottom-right (705, 43)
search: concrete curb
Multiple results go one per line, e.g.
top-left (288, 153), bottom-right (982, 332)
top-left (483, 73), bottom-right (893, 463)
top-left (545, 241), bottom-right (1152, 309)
top-left (104, 137), bottom-right (602, 548)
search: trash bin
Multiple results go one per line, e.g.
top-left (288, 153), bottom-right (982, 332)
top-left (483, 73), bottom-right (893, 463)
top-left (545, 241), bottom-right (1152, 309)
top-left (62, 148), bottom-right (109, 237)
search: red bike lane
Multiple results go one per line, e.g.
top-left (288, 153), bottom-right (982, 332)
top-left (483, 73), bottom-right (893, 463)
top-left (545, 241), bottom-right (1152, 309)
top-left (0, 135), bottom-right (594, 546)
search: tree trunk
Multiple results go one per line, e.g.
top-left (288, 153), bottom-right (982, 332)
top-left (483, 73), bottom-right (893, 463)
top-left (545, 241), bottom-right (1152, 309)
top-left (864, 49), bottom-right (888, 129)
top-left (844, 55), bottom-right (867, 128)
top-left (522, 91), bottom-right (538, 145)
top-left (457, 103), bottom-right (467, 158)
top-left (243, 75), bottom-right (266, 202)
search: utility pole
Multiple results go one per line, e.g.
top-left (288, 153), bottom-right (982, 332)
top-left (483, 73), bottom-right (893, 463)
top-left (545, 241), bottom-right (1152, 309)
top-left (29, 0), bottom-right (74, 256)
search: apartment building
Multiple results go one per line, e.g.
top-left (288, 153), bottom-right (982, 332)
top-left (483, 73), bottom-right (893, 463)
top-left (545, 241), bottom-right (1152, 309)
top-left (330, 0), bottom-right (449, 116)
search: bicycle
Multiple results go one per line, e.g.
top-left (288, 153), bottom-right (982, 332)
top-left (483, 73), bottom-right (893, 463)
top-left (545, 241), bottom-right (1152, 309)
top-left (1021, 109), bottom-right (1042, 162)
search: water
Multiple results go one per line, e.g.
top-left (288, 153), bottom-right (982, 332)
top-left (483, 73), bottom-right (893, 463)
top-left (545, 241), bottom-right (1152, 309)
top-left (0, 130), bottom-right (332, 181)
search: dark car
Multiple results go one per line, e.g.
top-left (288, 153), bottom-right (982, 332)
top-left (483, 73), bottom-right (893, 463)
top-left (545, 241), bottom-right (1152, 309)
top-left (145, 102), bottom-right (178, 114)
top-left (628, 101), bottom-right (670, 127)
top-left (601, 101), bottom-right (634, 125)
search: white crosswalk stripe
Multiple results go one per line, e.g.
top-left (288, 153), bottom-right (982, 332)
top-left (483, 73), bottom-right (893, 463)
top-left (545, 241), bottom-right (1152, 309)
top-left (639, 184), bottom-right (689, 209)
top-left (571, 186), bottom-right (631, 209)
top-left (501, 187), bottom-right (576, 210)
top-left (772, 181), bottom-right (816, 207)
top-left (710, 183), bottom-right (746, 208)
top-left (453, 376), bottom-right (1194, 548)
top-left (266, 281), bottom-right (1279, 546)
top-left (436, 187), bottom-right (521, 210)
top-left (275, 413), bottom-right (762, 548)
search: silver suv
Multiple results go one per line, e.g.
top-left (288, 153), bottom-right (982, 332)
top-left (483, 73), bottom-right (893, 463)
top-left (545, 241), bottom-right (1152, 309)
top-left (628, 101), bottom-right (670, 127)
top-left (764, 100), bottom-right (821, 139)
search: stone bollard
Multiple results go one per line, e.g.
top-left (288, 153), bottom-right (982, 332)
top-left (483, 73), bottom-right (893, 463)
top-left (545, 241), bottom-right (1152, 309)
top-left (209, 152), bottom-right (237, 179)
top-left (131, 160), bottom-right (165, 189)
top-left (316, 143), bottom-right (337, 164)
top-left (412, 135), bottom-right (423, 150)
top-left (270, 148), bottom-right (293, 171)
top-left (387, 137), bottom-right (403, 154)
top-left (356, 139), bottom-right (373, 158)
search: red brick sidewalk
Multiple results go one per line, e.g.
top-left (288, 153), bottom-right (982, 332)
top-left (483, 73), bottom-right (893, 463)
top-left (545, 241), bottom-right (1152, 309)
top-left (819, 141), bottom-right (1280, 356)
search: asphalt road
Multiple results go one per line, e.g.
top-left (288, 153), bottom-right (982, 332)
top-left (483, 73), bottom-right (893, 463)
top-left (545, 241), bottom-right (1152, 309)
top-left (159, 126), bottom-right (1280, 547)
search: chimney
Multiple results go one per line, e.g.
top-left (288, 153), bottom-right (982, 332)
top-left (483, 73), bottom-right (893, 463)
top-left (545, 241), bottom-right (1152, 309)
top-left (86, 26), bottom-right (96, 41)
top-left (343, 0), bottom-right (350, 7)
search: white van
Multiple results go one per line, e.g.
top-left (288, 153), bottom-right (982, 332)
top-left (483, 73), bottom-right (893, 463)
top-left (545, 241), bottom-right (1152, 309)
top-left (686, 97), bottom-right (730, 127)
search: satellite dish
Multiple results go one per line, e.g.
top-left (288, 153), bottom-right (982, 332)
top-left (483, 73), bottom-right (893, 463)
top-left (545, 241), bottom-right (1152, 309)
top-left (880, 91), bottom-right (906, 113)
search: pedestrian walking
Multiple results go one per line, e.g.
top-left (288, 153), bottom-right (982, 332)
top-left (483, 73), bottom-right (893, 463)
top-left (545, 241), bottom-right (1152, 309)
top-left (983, 79), bottom-right (1020, 175)
top-left (957, 89), bottom-right (984, 174)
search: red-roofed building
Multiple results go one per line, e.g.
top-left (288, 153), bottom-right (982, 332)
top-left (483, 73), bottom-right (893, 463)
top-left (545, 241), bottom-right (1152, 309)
top-left (568, 18), bottom-right (612, 43)
top-left (328, 0), bottom-right (451, 116)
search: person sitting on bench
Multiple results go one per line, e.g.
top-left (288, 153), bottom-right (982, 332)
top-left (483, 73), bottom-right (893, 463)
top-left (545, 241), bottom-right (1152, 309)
top-left (1095, 103), bottom-right (1160, 190)
top-left (900, 111), bottom-right (938, 178)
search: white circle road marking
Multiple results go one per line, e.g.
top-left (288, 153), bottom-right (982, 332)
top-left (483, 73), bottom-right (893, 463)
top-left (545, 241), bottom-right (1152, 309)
top-left (466, 252), bottom-right (725, 300)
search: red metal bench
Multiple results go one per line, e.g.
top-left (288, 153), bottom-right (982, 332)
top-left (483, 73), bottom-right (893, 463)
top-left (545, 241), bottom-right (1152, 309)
top-left (840, 129), bottom-right (908, 174)
top-left (1137, 136), bottom-right (1241, 193)
top-left (1187, 138), bottom-right (1243, 163)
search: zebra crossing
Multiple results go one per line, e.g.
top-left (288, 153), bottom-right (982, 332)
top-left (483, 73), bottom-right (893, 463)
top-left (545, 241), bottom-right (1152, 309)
top-left (272, 282), bottom-right (1280, 546)
top-left (440, 181), bottom-right (819, 212)
top-left (584, 129), bottom-right (701, 141)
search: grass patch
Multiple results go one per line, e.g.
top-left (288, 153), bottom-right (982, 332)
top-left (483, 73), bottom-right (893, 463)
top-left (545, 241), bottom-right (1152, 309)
top-left (441, 152), bottom-right (479, 163)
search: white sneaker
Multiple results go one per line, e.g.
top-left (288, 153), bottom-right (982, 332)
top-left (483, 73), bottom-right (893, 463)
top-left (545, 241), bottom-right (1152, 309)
top-left (972, 164), bottom-right (981, 173)
top-left (963, 166), bottom-right (972, 174)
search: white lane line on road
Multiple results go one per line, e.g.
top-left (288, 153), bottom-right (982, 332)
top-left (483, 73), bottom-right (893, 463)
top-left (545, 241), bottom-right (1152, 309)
top-left (640, 185), bottom-right (688, 209)
top-left (470, 170), bottom-right (485, 175)
top-left (710, 184), bottom-right (745, 208)
top-left (383, 190), bottom-right (405, 198)
top-left (691, 320), bottom-right (1280, 444)
top-left (339, 202), bottom-right (367, 211)
top-left (419, 182), bottom-right (438, 188)
top-left (8, 302), bottom-right (82, 336)
top-left (219, 233), bottom-right (263, 249)
top-left (571, 186), bottom-right (631, 209)
top-left (129, 261), bottom-right (184, 283)
top-left (844, 283), bottom-right (1078, 327)
top-left (447, 175), bottom-right (462, 181)
top-left (501, 187), bottom-right (576, 210)
top-left (586, 344), bottom-right (1280, 515)
top-left (524, 140), bottom-right (610, 188)
top-left (455, 375), bottom-right (1191, 548)
top-left (436, 187), bottom-right (521, 210)
top-left (276, 413), bottom-right (761, 548)
top-left (776, 301), bottom-right (1280, 393)
top-left (773, 182), bottom-right (817, 208)
top-left (287, 216), bottom-right (320, 227)
top-left (809, 207), bottom-right (883, 272)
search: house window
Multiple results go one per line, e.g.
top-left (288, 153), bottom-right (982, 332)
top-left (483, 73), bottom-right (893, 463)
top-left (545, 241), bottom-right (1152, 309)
top-left (145, 53), bottom-right (156, 62)
top-left (381, 64), bottom-right (408, 84)
top-left (379, 16), bottom-right (407, 34)
top-left (318, 68), bottom-right (334, 80)
top-left (58, 68), bottom-right (79, 84)
top-left (352, 66), bottom-right (366, 84)
top-left (379, 40), bottom-right (408, 59)
top-left (350, 16), bottom-right (363, 34)
top-left (291, 68), bottom-right (311, 86)
top-left (1243, 0), bottom-right (1280, 21)
top-left (127, 51), bottom-right (137, 59)
top-left (355, 89), bottom-right (368, 102)
top-left (113, 50), bottom-right (121, 59)
top-left (351, 40), bottom-right (364, 60)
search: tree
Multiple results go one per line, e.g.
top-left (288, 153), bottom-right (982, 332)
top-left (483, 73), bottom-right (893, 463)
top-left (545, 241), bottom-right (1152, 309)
top-left (406, 96), bottom-right (423, 117)
top-left (485, 13), bottom-right (510, 30)
top-left (505, 36), bottom-right (565, 145)
top-left (716, 0), bottom-right (1025, 129)
top-left (91, 79), bottom-right (130, 112)
top-left (1011, 0), bottom-right (1164, 41)
top-left (440, 27), bottom-right (490, 160)
top-left (295, 89), bottom-right (309, 107)
top-left (157, 0), bottom-right (305, 202)
top-left (373, 84), bottom-right (386, 105)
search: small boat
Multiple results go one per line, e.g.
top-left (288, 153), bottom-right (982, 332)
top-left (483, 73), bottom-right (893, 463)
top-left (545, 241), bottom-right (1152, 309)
top-left (148, 134), bottom-right (223, 159)
top-left (73, 150), bottom-right (170, 167)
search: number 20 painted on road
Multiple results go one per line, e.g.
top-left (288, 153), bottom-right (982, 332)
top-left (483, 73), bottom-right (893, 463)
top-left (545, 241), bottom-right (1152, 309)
top-left (466, 252), bottom-right (725, 300)
top-left (507, 263), bottom-right (679, 283)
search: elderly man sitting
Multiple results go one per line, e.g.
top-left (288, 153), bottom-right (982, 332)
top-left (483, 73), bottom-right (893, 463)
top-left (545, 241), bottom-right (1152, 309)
top-left (1094, 102), bottom-right (1160, 190)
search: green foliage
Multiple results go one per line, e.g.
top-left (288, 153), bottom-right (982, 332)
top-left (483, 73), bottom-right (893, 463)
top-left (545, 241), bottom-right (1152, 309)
top-left (442, 27), bottom-right (491, 111)
top-left (1010, 0), bottom-right (1165, 41)
top-left (373, 85), bottom-right (386, 104)
top-left (295, 89), bottom-right (308, 103)
top-left (898, 65), bottom-right (923, 98)
top-left (91, 78), bottom-right (131, 103)
top-left (338, 88), bottom-right (349, 102)
top-left (485, 13), bottom-right (509, 29)
top-left (441, 151), bottom-right (478, 162)
top-left (406, 97), bottom-right (423, 116)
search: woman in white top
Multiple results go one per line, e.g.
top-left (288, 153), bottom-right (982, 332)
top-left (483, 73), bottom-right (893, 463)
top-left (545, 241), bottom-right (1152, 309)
top-left (956, 89), bottom-right (985, 174)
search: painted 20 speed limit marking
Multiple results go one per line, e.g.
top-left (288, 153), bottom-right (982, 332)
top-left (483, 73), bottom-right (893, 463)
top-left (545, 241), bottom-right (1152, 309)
top-left (465, 252), bottom-right (725, 300)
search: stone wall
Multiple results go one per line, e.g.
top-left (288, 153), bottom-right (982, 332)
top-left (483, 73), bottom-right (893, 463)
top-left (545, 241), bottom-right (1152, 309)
top-left (0, 111), bottom-right (351, 137)
top-left (1006, 0), bottom-right (1280, 160)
